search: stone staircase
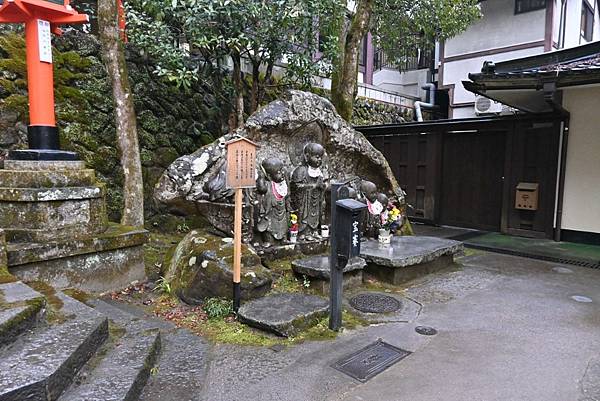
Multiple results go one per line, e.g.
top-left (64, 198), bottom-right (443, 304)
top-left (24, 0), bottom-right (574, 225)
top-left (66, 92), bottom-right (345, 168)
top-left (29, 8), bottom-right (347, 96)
top-left (0, 281), bottom-right (165, 401)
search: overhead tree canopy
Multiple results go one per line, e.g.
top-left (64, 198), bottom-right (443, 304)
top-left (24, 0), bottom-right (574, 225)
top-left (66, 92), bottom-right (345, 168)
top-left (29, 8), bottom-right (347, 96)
top-left (126, 0), bottom-right (342, 126)
top-left (331, 0), bottom-right (481, 121)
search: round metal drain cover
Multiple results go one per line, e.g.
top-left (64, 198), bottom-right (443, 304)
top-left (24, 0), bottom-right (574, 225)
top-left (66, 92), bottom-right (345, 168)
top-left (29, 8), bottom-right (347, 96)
top-left (349, 293), bottom-right (401, 314)
top-left (571, 295), bottom-right (593, 303)
top-left (415, 326), bottom-right (438, 336)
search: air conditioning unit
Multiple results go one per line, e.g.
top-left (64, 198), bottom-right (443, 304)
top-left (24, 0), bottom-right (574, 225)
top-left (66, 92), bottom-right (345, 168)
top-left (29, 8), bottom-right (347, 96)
top-left (474, 95), bottom-right (503, 115)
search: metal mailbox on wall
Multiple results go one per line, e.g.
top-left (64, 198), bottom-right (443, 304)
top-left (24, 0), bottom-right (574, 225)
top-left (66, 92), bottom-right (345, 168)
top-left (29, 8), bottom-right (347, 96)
top-left (515, 182), bottom-right (539, 211)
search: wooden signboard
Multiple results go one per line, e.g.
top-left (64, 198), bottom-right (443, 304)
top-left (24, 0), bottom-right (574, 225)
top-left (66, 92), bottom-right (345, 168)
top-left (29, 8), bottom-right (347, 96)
top-left (225, 137), bottom-right (258, 310)
top-left (226, 137), bottom-right (257, 188)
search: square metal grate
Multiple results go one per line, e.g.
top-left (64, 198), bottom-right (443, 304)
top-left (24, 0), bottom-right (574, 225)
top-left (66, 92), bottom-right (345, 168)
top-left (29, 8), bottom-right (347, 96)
top-left (332, 340), bottom-right (411, 382)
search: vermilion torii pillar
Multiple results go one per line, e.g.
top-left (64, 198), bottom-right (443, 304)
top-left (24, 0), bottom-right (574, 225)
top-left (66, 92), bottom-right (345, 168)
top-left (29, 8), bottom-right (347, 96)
top-left (0, 0), bottom-right (87, 160)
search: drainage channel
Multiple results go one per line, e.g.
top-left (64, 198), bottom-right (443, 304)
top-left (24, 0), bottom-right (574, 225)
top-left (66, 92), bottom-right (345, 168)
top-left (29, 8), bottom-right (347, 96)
top-left (463, 243), bottom-right (600, 269)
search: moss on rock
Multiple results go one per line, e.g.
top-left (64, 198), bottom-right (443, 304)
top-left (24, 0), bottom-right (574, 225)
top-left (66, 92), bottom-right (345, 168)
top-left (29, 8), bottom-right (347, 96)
top-left (164, 230), bottom-right (272, 304)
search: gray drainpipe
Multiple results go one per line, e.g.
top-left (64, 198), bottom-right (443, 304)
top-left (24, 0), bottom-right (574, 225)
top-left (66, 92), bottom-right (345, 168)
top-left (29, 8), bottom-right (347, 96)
top-left (414, 83), bottom-right (436, 121)
top-left (544, 82), bottom-right (570, 242)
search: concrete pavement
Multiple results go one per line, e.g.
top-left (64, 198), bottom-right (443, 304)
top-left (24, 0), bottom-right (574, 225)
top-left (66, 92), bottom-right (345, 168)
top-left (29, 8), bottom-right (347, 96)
top-left (198, 250), bottom-right (600, 401)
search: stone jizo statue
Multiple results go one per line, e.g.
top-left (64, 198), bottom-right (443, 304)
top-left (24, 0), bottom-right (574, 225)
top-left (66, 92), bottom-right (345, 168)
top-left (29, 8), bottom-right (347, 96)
top-left (291, 142), bottom-right (327, 241)
top-left (256, 157), bottom-right (290, 247)
top-left (359, 180), bottom-right (385, 238)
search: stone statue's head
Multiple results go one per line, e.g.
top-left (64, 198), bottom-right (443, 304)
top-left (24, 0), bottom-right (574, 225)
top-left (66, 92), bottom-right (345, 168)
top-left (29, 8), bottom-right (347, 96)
top-left (360, 180), bottom-right (378, 203)
top-left (377, 193), bottom-right (389, 208)
top-left (303, 142), bottom-right (325, 168)
top-left (262, 157), bottom-right (285, 183)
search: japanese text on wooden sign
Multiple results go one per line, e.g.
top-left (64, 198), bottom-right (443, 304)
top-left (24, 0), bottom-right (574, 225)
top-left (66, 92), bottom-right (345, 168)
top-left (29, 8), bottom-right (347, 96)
top-left (226, 138), bottom-right (257, 189)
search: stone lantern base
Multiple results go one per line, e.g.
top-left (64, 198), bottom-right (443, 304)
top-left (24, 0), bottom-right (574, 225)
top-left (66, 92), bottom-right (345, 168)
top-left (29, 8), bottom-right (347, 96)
top-left (0, 160), bottom-right (148, 293)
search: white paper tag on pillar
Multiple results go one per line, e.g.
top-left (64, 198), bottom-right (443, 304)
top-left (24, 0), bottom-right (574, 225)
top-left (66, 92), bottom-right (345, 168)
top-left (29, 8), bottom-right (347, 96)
top-left (37, 19), bottom-right (52, 64)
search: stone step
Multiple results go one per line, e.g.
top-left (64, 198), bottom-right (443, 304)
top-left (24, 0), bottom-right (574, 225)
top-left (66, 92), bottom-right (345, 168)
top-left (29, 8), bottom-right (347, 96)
top-left (238, 293), bottom-right (329, 337)
top-left (0, 292), bottom-right (109, 401)
top-left (87, 298), bottom-right (173, 331)
top-left (86, 298), bottom-right (209, 401)
top-left (58, 328), bottom-right (161, 401)
top-left (0, 281), bottom-right (46, 347)
top-left (138, 329), bottom-right (208, 401)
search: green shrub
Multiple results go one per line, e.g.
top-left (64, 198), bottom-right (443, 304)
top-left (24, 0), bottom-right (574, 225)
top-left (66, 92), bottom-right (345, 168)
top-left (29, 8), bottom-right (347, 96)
top-left (203, 297), bottom-right (233, 319)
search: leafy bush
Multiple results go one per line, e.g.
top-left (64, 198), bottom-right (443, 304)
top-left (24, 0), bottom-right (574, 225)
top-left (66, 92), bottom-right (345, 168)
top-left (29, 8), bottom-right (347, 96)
top-left (203, 297), bottom-right (233, 319)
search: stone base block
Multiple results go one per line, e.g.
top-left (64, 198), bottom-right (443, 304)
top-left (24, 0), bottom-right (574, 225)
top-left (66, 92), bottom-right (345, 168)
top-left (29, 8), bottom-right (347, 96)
top-left (301, 270), bottom-right (363, 294)
top-left (3, 160), bottom-right (86, 171)
top-left (7, 224), bottom-right (149, 293)
top-left (291, 255), bottom-right (366, 294)
top-left (257, 238), bottom-right (329, 261)
top-left (0, 169), bottom-right (96, 188)
top-left (0, 186), bottom-right (108, 242)
top-left (365, 254), bottom-right (456, 285)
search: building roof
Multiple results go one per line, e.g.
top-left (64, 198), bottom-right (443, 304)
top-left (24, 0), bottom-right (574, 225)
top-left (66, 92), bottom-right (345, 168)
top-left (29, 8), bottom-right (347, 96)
top-left (463, 41), bottom-right (600, 113)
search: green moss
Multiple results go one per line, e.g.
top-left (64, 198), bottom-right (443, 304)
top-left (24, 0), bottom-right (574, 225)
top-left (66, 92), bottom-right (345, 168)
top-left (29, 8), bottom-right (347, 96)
top-left (0, 297), bottom-right (44, 334)
top-left (26, 281), bottom-right (67, 324)
top-left (0, 265), bottom-right (17, 285)
top-left (199, 319), bottom-right (282, 346)
top-left (63, 288), bottom-right (92, 305)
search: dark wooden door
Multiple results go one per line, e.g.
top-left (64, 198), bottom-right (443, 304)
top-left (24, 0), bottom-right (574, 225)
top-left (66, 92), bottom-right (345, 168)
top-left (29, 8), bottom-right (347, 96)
top-left (504, 120), bottom-right (561, 238)
top-left (370, 134), bottom-right (440, 222)
top-left (440, 130), bottom-right (506, 231)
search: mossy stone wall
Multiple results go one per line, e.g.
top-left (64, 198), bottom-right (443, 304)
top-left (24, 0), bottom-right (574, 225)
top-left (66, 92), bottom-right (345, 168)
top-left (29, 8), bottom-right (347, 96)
top-left (0, 30), bottom-right (230, 221)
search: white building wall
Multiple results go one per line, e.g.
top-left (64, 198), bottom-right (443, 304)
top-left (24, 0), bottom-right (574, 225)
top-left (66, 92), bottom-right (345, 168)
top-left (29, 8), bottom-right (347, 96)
top-left (444, 0), bottom-right (546, 57)
top-left (561, 86), bottom-right (600, 234)
top-left (443, 46), bottom-right (544, 117)
top-left (372, 68), bottom-right (430, 99)
top-left (561, 0), bottom-right (600, 47)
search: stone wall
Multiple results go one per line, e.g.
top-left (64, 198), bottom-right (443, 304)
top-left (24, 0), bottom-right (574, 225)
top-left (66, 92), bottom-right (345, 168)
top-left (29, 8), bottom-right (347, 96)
top-left (351, 97), bottom-right (413, 126)
top-left (0, 31), bottom-right (230, 222)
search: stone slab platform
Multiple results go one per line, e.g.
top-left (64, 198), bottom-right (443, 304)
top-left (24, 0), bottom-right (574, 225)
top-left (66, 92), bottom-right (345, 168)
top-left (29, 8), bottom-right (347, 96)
top-left (360, 236), bottom-right (463, 285)
top-left (238, 293), bottom-right (329, 337)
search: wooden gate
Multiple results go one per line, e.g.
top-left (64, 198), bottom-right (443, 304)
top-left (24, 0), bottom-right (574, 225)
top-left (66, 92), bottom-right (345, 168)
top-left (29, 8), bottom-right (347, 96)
top-left (358, 114), bottom-right (565, 239)
top-left (440, 130), bottom-right (506, 231)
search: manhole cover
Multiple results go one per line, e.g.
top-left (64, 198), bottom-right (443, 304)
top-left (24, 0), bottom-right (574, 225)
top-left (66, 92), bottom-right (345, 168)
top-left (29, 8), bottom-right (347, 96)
top-left (571, 295), bottom-right (593, 303)
top-left (349, 293), bottom-right (401, 314)
top-left (332, 340), bottom-right (411, 382)
top-left (415, 326), bottom-right (438, 336)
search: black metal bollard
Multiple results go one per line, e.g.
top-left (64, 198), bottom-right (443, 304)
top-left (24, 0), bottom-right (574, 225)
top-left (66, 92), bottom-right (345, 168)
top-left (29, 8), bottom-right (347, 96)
top-left (329, 183), bottom-right (366, 331)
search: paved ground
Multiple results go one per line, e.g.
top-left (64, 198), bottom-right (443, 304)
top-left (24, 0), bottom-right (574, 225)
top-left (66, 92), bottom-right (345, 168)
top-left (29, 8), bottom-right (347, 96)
top-left (412, 223), bottom-right (600, 266)
top-left (194, 250), bottom-right (600, 401)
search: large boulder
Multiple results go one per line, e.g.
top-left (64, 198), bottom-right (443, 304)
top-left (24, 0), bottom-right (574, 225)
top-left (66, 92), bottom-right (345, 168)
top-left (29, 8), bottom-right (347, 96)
top-left (154, 90), bottom-right (405, 236)
top-left (164, 230), bottom-right (272, 304)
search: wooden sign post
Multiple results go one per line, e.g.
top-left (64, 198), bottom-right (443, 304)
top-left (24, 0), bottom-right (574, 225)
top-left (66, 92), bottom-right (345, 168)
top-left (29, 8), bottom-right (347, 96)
top-left (0, 0), bottom-right (88, 161)
top-left (225, 137), bottom-right (258, 311)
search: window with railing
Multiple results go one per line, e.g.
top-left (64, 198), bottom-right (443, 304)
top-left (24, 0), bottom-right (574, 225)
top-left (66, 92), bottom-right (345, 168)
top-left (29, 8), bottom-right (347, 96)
top-left (374, 43), bottom-right (434, 72)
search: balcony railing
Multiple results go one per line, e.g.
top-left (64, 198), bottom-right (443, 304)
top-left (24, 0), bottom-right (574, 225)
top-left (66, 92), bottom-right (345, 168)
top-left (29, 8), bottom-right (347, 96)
top-left (374, 44), bottom-right (434, 72)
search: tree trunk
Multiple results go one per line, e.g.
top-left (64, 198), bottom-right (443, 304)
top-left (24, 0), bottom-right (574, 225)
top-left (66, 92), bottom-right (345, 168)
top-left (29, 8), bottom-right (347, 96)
top-left (98, 0), bottom-right (144, 227)
top-left (258, 58), bottom-right (275, 106)
top-left (232, 52), bottom-right (244, 128)
top-left (250, 60), bottom-right (260, 114)
top-left (331, 0), bottom-right (374, 121)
